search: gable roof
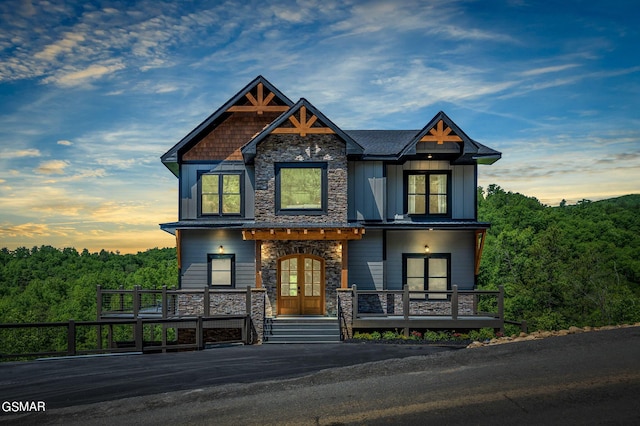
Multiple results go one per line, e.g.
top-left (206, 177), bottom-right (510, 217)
top-left (241, 98), bottom-right (364, 163)
top-left (160, 75), bottom-right (293, 176)
top-left (400, 111), bottom-right (501, 164)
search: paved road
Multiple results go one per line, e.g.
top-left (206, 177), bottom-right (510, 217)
top-left (3, 327), bottom-right (640, 425)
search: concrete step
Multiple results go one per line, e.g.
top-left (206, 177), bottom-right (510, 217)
top-left (264, 317), bottom-right (341, 344)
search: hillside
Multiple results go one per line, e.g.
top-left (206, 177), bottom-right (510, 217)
top-left (478, 185), bottom-right (640, 330)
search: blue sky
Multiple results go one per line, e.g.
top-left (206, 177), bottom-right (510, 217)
top-left (0, 0), bottom-right (638, 253)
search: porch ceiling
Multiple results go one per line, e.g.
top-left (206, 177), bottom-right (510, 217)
top-left (242, 227), bottom-right (364, 241)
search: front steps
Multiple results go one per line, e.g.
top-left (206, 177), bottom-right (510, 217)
top-left (264, 316), bottom-right (341, 343)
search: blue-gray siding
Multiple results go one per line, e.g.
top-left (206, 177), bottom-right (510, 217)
top-left (348, 161), bottom-right (385, 221)
top-left (179, 163), bottom-right (255, 220)
top-left (347, 230), bottom-right (384, 290)
top-left (180, 229), bottom-right (255, 289)
top-left (386, 162), bottom-right (476, 220)
top-left (385, 230), bottom-right (475, 291)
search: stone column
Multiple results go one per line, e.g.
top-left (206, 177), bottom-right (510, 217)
top-left (337, 288), bottom-right (353, 339)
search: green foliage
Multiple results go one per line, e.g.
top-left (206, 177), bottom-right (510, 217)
top-left (0, 246), bottom-right (177, 355)
top-left (478, 187), bottom-right (640, 330)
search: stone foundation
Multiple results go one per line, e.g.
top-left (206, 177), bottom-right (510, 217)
top-left (355, 293), bottom-right (474, 316)
top-left (176, 288), bottom-right (267, 344)
top-left (337, 288), bottom-right (353, 339)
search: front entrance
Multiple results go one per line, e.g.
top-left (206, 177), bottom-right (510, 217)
top-left (277, 254), bottom-right (324, 315)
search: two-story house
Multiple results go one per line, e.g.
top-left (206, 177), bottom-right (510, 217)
top-left (159, 76), bottom-right (501, 338)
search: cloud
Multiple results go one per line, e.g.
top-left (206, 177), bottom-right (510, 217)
top-left (35, 159), bottom-right (69, 175)
top-left (520, 64), bottom-right (581, 76)
top-left (57, 140), bottom-right (73, 146)
top-left (0, 222), bottom-right (72, 238)
top-left (1, 148), bottom-right (41, 158)
top-left (34, 31), bottom-right (86, 62)
top-left (43, 62), bottom-right (125, 87)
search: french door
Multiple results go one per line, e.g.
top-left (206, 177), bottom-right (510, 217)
top-left (277, 254), bottom-right (324, 315)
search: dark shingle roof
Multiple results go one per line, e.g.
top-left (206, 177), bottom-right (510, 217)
top-left (344, 130), bottom-right (419, 156)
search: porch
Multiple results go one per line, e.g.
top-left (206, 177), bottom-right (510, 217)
top-left (337, 285), bottom-right (506, 338)
top-left (97, 284), bottom-right (506, 343)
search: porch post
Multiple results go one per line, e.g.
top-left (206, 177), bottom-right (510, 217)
top-left (255, 240), bottom-right (262, 288)
top-left (96, 286), bottom-right (102, 350)
top-left (341, 240), bottom-right (348, 289)
top-left (352, 285), bottom-right (358, 319)
top-left (451, 285), bottom-right (458, 320)
top-left (403, 285), bottom-right (410, 337)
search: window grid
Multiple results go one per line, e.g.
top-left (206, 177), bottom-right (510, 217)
top-left (405, 172), bottom-right (450, 217)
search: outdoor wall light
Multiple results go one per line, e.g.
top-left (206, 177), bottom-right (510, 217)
top-left (219, 245), bottom-right (224, 254)
top-left (424, 244), bottom-right (430, 254)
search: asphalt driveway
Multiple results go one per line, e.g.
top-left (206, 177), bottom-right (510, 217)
top-left (0, 342), bottom-right (456, 409)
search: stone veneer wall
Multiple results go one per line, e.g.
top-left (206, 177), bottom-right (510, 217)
top-left (356, 293), bottom-right (475, 316)
top-left (337, 288), bottom-right (353, 339)
top-left (261, 240), bottom-right (342, 315)
top-left (177, 288), bottom-right (267, 344)
top-left (254, 134), bottom-right (348, 224)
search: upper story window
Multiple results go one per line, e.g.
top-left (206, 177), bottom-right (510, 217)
top-left (405, 172), bottom-right (450, 217)
top-left (275, 162), bottom-right (327, 215)
top-left (200, 172), bottom-right (242, 216)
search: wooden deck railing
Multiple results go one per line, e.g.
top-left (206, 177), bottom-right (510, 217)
top-left (97, 285), bottom-right (253, 319)
top-left (0, 315), bottom-right (250, 361)
top-left (351, 285), bottom-right (506, 335)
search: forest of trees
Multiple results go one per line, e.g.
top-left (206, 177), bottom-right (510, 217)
top-left (477, 185), bottom-right (640, 330)
top-left (0, 247), bottom-right (177, 324)
top-left (0, 187), bottom-right (638, 333)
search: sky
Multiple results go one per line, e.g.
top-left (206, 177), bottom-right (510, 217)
top-left (0, 0), bottom-right (638, 253)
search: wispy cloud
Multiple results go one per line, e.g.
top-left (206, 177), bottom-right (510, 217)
top-left (57, 140), bottom-right (73, 146)
top-left (35, 159), bottom-right (69, 175)
top-left (0, 222), bottom-right (73, 238)
top-left (520, 64), bottom-right (581, 76)
top-left (42, 61), bottom-right (125, 87)
top-left (1, 148), bottom-right (41, 158)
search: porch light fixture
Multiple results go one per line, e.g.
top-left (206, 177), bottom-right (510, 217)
top-left (219, 245), bottom-right (224, 254)
top-left (424, 244), bottom-right (430, 254)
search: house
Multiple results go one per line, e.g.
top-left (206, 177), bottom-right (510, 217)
top-left (159, 75), bottom-right (502, 341)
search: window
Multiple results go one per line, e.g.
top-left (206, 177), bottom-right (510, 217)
top-left (275, 163), bottom-right (327, 214)
top-left (405, 172), bottom-right (450, 216)
top-left (200, 173), bottom-right (242, 216)
top-left (208, 254), bottom-right (235, 287)
top-left (402, 253), bottom-right (451, 299)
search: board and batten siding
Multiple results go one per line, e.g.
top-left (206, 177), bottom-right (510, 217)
top-left (385, 230), bottom-right (476, 291)
top-left (347, 161), bottom-right (385, 221)
top-left (347, 230), bottom-right (384, 290)
top-left (179, 163), bottom-right (255, 220)
top-left (386, 162), bottom-right (476, 220)
top-left (180, 229), bottom-right (255, 289)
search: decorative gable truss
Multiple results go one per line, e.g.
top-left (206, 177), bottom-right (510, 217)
top-left (420, 119), bottom-right (463, 145)
top-left (226, 82), bottom-right (290, 115)
top-left (399, 111), bottom-right (501, 164)
top-left (271, 105), bottom-right (335, 137)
